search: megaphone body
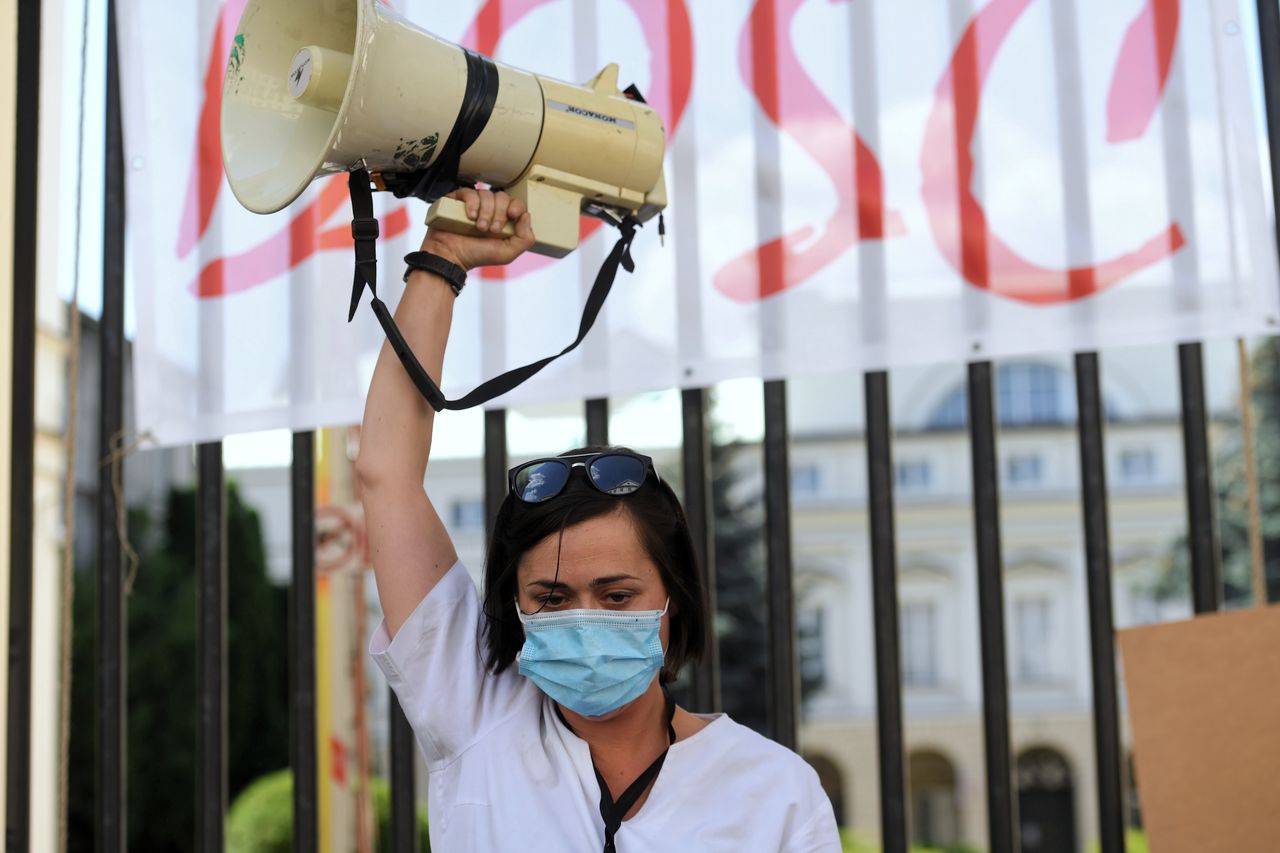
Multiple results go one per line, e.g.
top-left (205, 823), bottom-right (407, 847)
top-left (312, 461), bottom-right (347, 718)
top-left (222, 0), bottom-right (667, 258)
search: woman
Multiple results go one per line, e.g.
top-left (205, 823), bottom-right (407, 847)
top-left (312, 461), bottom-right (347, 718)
top-left (359, 187), bottom-right (840, 851)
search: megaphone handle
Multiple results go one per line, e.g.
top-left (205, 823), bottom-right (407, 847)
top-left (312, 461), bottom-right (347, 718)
top-left (425, 196), bottom-right (517, 239)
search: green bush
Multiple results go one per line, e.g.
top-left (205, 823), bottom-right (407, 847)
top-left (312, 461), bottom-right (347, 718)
top-left (1088, 829), bottom-right (1149, 853)
top-left (226, 769), bottom-right (429, 852)
top-left (226, 770), bottom-right (293, 853)
top-left (370, 774), bottom-right (432, 852)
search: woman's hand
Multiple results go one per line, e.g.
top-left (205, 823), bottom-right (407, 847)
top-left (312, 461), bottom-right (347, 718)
top-left (420, 187), bottom-right (536, 272)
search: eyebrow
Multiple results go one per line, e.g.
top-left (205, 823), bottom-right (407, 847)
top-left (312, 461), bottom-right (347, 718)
top-left (526, 573), bottom-right (642, 590)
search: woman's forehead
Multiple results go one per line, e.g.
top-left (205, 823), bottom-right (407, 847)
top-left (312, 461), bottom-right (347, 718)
top-left (516, 512), bottom-right (657, 583)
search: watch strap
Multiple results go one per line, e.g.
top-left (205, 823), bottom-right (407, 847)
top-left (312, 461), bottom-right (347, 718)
top-left (403, 251), bottom-right (467, 296)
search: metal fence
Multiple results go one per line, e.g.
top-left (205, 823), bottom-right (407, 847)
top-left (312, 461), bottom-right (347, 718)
top-left (7, 1), bottom-right (1280, 851)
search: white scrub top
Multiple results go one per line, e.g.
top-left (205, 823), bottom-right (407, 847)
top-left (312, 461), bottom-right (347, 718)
top-left (370, 562), bottom-right (842, 852)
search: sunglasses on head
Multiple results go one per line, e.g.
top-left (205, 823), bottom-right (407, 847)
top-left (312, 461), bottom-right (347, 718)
top-left (508, 451), bottom-right (660, 504)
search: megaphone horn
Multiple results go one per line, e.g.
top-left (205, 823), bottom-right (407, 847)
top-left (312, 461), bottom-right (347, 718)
top-left (221, 0), bottom-right (668, 259)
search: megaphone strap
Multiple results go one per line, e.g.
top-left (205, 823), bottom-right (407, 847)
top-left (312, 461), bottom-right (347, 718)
top-left (439, 217), bottom-right (637, 411)
top-left (345, 167), bottom-right (641, 412)
top-left (347, 169), bottom-right (382, 322)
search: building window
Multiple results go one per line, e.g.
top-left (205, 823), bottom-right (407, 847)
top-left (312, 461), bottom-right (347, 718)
top-left (797, 607), bottom-right (827, 696)
top-left (927, 362), bottom-right (1087, 430)
top-left (1004, 453), bottom-right (1044, 487)
top-left (998, 363), bottom-right (1065, 425)
top-left (928, 388), bottom-right (968, 430)
top-left (909, 750), bottom-right (961, 847)
top-left (791, 464), bottom-right (823, 498)
top-left (902, 602), bottom-right (939, 687)
top-left (1119, 448), bottom-right (1156, 483)
top-left (1014, 597), bottom-right (1052, 682)
top-left (896, 459), bottom-right (933, 493)
top-left (450, 498), bottom-right (486, 530)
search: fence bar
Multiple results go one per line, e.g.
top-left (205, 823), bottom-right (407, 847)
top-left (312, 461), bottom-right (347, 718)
top-left (762, 380), bottom-right (797, 749)
top-left (1176, 344), bottom-right (1221, 613)
top-left (680, 388), bottom-right (719, 712)
top-left (1074, 354), bottom-right (1125, 852)
top-left (196, 443), bottom-right (227, 852)
top-left (290, 431), bottom-right (318, 852)
top-left (1042, 3), bottom-right (1126, 845)
top-left (389, 692), bottom-right (419, 851)
top-left (864, 372), bottom-right (908, 852)
top-left (585, 398), bottom-right (609, 446)
top-left (966, 362), bottom-right (1017, 853)
top-left (4, 0), bottom-right (40, 846)
top-left (484, 410), bottom-right (508, 540)
top-left (97, 7), bottom-right (128, 849)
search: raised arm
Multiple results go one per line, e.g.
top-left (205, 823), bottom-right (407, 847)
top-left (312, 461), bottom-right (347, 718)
top-left (356, 188), bottom-right (534, 636)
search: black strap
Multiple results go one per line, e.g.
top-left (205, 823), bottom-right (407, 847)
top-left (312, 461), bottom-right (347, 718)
top-left (403, 250), bottom-right (466, 296)
top-left (347, 167), bottom-right (640, 411)
top-left (348, 169), bottom-right (381, 322)
top-left (557, 694), bottom-right (676, 853)
top-left (441, 215), bottom-right (636, 410)
top-left (382, 49), bottom-right (500, 203)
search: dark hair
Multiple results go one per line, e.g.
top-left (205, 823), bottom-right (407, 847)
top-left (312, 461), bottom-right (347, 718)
top-left (482, 445), bottom-right (707, 683)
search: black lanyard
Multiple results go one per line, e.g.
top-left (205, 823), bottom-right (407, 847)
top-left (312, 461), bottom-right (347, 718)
top-left (556, 694), bottom-right (677, 853)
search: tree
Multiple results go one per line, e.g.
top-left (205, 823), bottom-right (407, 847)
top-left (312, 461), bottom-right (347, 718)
top-left (1163, 338), bottom-right (1280, 607)
top-left (711, 438), bottom-right (770, 735)
top-left (68, 484), bottom-right (289, 852)
top-left (1215, 338), bottom-right (1280, 605)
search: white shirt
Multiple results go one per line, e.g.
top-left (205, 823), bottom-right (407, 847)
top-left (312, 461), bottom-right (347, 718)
top-left (370, 562), bottom-right (841, 852)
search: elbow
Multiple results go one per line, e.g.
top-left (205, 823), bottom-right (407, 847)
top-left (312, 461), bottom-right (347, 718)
top-left (355, 445), bottom-right (427, 495)
top-left (354, 446), bottom-right (393, 493)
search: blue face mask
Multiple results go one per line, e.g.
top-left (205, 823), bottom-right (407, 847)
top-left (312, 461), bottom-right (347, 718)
top-left (515, 600), bottom-right (668, 718)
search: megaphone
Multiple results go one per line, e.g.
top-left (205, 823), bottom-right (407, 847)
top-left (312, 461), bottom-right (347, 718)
top-left (221, 0), bottom-right (668, 259)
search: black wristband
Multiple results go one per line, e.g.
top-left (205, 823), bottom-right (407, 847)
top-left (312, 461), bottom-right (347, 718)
top-left (403, 251), bottom-right (467, 296)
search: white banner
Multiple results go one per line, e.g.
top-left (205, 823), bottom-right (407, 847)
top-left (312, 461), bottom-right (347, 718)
top-left (121, 0), bottom-right (1280, 446)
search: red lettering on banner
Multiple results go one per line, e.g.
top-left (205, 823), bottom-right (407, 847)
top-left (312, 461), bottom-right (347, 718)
top-left (920, 0), bottom-right (1184, 305)
top-left (183, 2), bottom-right (410, 299)
top-left (713, 0), bottom-right (905, 304)
top-left (459, 0), bottom-right (694, 281)
top-left (1107, 0), bottom-right (1179, 142)
top-left (177, 0), bottom-right (244, 261)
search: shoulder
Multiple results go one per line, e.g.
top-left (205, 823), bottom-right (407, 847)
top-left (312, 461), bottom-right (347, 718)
top-left (668, 716), bottom-right (840, 848)
top-left (681, 715), bottom-right (824, 787)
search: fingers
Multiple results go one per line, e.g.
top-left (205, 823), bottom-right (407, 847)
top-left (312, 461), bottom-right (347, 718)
top-left (475, 189), bottom-right (496, 232)
top-left (446, 187), bottom-right (523, 235)
top-left (426, 187), bottom-right (532, 268)
top-left (486, 191), bottom-right (510, 233)
top-left (449, 187), bottom-right (481, 221)
top-left (512, 211), bottom-right (535, 247)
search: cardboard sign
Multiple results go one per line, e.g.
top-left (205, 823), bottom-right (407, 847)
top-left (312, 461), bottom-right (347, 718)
top-left (1119, 604), bottom-right (1280, 851)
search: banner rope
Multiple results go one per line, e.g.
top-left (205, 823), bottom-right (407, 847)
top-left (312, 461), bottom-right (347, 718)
top-left (103, 430), bottom-right (156, 595)
top-left (1235, 338), bottom-right (1266, 607)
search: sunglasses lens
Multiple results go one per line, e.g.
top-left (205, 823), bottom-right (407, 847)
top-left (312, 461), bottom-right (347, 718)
top-left (589, 454), bottom-right (648, 496)
top-left (514, 460), bottom-right (570, 503)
